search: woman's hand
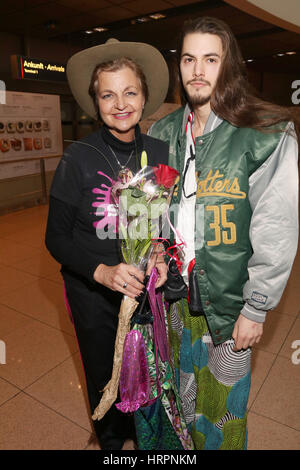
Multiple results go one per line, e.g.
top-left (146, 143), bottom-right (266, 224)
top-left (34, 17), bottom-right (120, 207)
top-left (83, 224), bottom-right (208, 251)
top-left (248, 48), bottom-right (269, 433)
top-left (232, 314), bottom-right (263, 351)
top-left (93, 263), bottom-right (145, 299)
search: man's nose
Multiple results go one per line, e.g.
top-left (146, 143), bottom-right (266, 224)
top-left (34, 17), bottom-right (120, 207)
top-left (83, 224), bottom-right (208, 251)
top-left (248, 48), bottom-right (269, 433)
top-left (193, 60), bottom-right (204, 77)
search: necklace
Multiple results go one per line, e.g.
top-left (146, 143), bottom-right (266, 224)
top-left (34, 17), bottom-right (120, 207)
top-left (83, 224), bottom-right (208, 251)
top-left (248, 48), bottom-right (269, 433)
top-left (64, 129), bottom-right (140, 180)
top-left (108, 144), bottom-right (134, 174)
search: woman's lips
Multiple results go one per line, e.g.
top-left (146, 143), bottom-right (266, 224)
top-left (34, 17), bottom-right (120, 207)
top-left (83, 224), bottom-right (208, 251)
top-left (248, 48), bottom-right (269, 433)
top-left (113, 112), bottom-right (132, 119)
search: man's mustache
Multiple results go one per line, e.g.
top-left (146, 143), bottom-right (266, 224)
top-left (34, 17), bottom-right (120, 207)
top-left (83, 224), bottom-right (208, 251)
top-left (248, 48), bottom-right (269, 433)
top-left (187, 79), bottom-right (211, 86)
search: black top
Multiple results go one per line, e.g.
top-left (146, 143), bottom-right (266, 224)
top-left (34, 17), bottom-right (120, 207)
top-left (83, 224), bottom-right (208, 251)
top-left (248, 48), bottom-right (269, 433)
top-left (45, 125), bottom-right (169, 284)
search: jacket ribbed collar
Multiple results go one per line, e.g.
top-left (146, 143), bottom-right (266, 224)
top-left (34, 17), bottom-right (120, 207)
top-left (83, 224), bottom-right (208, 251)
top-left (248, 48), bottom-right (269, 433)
top-left (181, 104), bottom-right (223, 136)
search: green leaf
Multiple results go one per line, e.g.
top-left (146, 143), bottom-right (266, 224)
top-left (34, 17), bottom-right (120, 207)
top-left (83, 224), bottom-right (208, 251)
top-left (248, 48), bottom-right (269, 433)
top-left (141, 150), bottom-right (148, 168)
top-left (131, 188), bottom-right (145, 198)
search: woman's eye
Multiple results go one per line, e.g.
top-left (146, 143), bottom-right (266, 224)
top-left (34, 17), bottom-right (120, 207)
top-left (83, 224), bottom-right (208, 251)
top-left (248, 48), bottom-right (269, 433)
top-left (101, 94), bottom-right (112, 99)
top-left (126, 91), bottom-right (137, 96)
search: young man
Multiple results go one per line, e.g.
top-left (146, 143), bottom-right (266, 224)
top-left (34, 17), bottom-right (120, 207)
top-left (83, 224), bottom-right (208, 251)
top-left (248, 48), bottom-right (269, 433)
top-left (149, 17), bottom-right (299, 450)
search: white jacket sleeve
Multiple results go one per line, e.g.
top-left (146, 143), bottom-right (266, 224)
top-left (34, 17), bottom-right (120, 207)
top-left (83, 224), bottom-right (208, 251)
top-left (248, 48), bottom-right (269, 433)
top-left (241, 124), bottom-right (299, 323)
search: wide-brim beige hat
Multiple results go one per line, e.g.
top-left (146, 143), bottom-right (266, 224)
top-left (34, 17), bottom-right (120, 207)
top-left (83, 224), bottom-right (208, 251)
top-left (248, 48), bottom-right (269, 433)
top-left (66, 38), bottom-right (169, 120)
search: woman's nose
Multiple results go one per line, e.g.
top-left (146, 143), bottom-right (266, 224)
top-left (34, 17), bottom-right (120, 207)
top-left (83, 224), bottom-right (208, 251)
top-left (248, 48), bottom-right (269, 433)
top-left (114, 95), bottom-right (126, 110)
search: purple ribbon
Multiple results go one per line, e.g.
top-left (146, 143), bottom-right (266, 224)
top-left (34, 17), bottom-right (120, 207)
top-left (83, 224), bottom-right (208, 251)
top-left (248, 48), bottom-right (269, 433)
top-left (147, 268), bottom-right (169, 363)
top-left (116, 268), bottom-right (170, 413)
top-left (116, 329), bottom-right (151, 413)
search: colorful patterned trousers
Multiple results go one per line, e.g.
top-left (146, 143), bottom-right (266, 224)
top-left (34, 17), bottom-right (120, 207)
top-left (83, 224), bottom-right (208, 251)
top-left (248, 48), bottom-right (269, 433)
top-left (169, 299), bottom-right (251, 450)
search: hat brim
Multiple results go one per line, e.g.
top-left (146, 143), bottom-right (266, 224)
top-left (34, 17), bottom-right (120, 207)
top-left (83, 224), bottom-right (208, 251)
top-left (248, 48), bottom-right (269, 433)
top-left (66, 40), bottom-right (169, 120)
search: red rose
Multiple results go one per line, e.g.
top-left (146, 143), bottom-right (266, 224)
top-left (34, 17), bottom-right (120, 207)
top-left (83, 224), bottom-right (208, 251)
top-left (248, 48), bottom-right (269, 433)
top-left (154, 164), bottom-right (179, 189)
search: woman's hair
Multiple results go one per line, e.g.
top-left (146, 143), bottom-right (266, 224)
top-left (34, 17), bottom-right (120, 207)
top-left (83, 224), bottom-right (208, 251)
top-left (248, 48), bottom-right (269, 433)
top-left (177, 16), bottom-right (299, 138)
top-left (88, 57), bottom-right (149, 120)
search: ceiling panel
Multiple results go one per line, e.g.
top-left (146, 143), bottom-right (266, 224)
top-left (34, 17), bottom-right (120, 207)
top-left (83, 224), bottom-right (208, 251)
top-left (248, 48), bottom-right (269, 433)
top-left (106, 0), bottom-right (138, 4)
top-left (0, 2), bottom-right (80, 30)
top-left (32, 13), bottom-right (100, 37)
top-left (121, 0), bottom-right (172, 15)
top-left (0, 0), bottom-right (31, 15)
top-left (26, 0), bottom-right (55, 5)
top-left (57, 0), bottom-right (112, 11)
top-left (91, 6), bottom-right (137, 23)
top-left (167, 0), bottom-right (205, 5)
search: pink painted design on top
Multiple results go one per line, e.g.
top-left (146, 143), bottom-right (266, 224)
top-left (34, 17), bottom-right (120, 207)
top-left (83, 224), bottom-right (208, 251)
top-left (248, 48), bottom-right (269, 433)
top-left (92, 170), bottom-right (117, 234)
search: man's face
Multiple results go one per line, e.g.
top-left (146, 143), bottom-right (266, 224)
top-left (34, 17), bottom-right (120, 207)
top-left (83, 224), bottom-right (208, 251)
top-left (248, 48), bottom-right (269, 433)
top-left (180, 32), bottom-right (223, 107)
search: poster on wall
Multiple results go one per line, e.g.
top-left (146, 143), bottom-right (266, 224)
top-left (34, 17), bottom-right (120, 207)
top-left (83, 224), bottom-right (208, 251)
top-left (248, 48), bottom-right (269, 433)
top-left (0, 91), bottom-right (62, 179)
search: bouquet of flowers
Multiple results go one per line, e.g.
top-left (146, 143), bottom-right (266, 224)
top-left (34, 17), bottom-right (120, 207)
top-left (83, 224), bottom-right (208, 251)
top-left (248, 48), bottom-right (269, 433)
top-left (117, 163), bottom-right (179, 270)
top-left (92, 160), bottom-right (179, 421)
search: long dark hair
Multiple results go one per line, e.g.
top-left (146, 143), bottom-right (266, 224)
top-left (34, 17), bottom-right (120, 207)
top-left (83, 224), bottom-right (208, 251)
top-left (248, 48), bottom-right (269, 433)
top-left (178, 16), bottom-right (299, 139)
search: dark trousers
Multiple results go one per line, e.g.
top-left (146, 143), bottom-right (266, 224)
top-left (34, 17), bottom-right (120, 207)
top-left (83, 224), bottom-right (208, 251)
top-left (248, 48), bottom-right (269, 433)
top-left (63, 272), bottom-right (136, 449)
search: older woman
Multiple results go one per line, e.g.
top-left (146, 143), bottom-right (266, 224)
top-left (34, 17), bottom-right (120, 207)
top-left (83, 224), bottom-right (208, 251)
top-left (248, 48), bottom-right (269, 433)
top-left (45, 39), bottom-right (169, 450)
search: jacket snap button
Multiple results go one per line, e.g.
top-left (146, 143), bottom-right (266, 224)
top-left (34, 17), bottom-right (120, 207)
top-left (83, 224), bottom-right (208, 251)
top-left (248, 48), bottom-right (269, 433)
top-left (215, 329), bottom-right (220, 334)
top-left (216, 336), bottom-right (222, 342)
top-left (199, 269), bottom-right (205, 275)
top-left (205, 300), bottom-right (210, 306)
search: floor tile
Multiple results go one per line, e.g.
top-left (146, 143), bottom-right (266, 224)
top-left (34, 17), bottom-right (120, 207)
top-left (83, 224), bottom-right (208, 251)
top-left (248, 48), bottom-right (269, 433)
top-left (247, 412), bottom-right (300, 450)
top-left (0, 378), bottom-right (20, 406)
top-left (0, 303), bottom-right (32, 337)
top-left (279, 318), bottom-right (300, 361)
top-left (251, 356), bottom-right (300, 430)
top-left (0, 222), bottom-right (19, 238)
top-left (2, 225), bottom-right (47, 249)
top-left (0, 238), bottom-right (41, 265)
top-left (254, 311), bottom-right (296, 355)
top-left (25, 352), bottom-right (93, 433)
top-left (0, 278), bottom-right (74, 335)
top-left (0, 263), bottom-right (38, 296)
top-left (44, 270), bottom-right (63, 284)
top-left (11, 250), bottom-right (60, 277)
top-left (248, 348), bottom-right (276, 408)
top-left (0, 320), bottom-right (77, 389)
top-left (84, 436), bottom-right (100, 450)
top-left (0, 393), bottom-right (91, 450)
top-left (276, 277), bottom-right (300, 316)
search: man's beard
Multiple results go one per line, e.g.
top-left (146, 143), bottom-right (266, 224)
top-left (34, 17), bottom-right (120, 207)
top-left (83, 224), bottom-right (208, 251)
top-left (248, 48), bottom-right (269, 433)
top-left (184, 80), bottom-right (212, 107)
top-left (187, 92), bottom-right (211, 107)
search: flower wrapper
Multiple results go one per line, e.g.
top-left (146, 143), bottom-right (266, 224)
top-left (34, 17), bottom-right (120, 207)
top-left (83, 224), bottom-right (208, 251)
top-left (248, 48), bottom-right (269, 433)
top-left (115, 329), bottom-right (151, 413)
top-left (92, 296), bottom-right (138, 421)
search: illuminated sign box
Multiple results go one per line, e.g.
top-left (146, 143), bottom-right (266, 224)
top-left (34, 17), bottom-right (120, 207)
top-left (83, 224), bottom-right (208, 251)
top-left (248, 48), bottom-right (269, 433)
top-left (11, 55), bottom-right (66, 82)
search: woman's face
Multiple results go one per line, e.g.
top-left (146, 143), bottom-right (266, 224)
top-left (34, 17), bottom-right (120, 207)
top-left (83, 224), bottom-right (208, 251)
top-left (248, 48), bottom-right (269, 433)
top-left (97, 66), bottom-right (145, 142)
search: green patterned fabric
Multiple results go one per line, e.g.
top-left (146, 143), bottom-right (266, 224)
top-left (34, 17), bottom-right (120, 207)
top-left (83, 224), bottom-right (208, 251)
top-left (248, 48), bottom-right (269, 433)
top-left (134, 397), bottom-right (184, 450)
top-left (169, 299), bottom-right (251, 450)
top-left (133, 321), bottom-right (193, 450)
